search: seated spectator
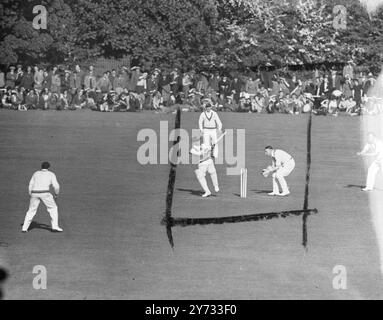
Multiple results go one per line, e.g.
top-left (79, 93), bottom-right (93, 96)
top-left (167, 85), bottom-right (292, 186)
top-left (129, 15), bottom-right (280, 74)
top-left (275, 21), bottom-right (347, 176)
top-left (128, 92), bottom-right (140, 112)
top-left (25, 89), bottom-right (39, 110)
top-left (39, 88), bottom-right (50, 110)
top-left (238, 96), bottom-right (252, 112)
top-left (253, 93), bottom-right (266, 113)
top-left (302, 94), bottom-right (314, 113)
top-left (266, 95), bottom-right (277, 113)
top-left (71, 89), bottom-right (85, 110)
top-left (59, 90), bottom-right (72, 110)
top-left (84, 90), bottom-right (97, 110)
top-left (114, 73), bottom-right (126, 96)
top-left (49, 93), bottom-right (61, 110)
top-left (224, 95), bottom-right (238, 112)
top-left (1, 88), bottom-right (13, 109)
top-left (152, 91), bottom-right (162, 111)
top-left (216, 93), bottom-right (226, 112)
top-left (114, 92), bottom-right (129, 112)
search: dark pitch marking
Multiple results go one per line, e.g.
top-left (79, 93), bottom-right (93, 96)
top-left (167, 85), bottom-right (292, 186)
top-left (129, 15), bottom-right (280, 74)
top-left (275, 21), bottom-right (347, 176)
top-left (164, 107), bottom-right (181, 249)
top-left (302, 110), bottom-right (313, 248)
top-left (163, 209), bottom-right (318, 228)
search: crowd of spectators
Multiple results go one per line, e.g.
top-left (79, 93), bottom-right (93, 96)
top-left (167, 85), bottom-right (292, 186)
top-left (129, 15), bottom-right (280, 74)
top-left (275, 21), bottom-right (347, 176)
top-left (0, 60), bottom-right (379, 116)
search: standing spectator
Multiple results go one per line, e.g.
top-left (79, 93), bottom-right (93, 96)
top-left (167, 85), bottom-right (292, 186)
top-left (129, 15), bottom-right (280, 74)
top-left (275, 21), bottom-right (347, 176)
top-left (114, 72), bottom-right (127, 96)
top-left (97, 72), bottom-right (112, 94)
top-left (364, 73), bottom-right (376, 95)
top-left (353, 79), bottom-right (363, 110)
top-left (84, 69), bottom-right (97, 92)
top-left (279, 77), bottom-right (290, 96)
top-left (69, 65), bottom-right (84, 95)
top-left (47, 66), bottom-right (57, 91)
top-left (169, 68), bottom-right (181, 96)
top-left (5, 66), bottom-right (17, 89)
top-left (245, 76), bottom-right (258, 97)
top-left (343, 60), bottom-right (354, 79)
top-left (196, 71), bottom-right (209, 95)
top-left (270, 74), bottom-right (280, 97)
top-left (61, 70), bottom-right (71, 93)
top-left (109, 69), bottom-right (117, 90)
top-left (342, 75), bottom-right (353, 99)
top-left (208, 72), bottom-right (220, 92)
top-left (230, 76), bottom-right (242, 103)
top-left (15, 65), bottom-right (24, 87)
top-left (0, 69), bottom-right (5, 89)
top-left (129, 66), bottom-right (141, 92)
top-left (21, 66), bottom-right (35, 91)
top-left (34, 68), bottom-right (44, 94)
top-left (42, 70), bottom-right (50, 90)
top-left (182, 71), bottom-right (193, 99)
top-left (328, 68), bottom-right (342, 94)
top-left (219, 76), bottom-right (230, 98)
top-left (51, 71), bottom-right (62, 94)
top-left (136, 72), bottom-right (148, 109)
top-left (158, 73), bottom-right (171, 106)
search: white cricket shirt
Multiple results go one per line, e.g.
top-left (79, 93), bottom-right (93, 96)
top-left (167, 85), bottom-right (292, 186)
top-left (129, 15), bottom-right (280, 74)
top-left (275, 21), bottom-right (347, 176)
top-left (273, 149), bottom-right (293, 167)
top-left (29, 169), bottom-right (60, 194)
top-left (199, 111), bottom-right (222, 130)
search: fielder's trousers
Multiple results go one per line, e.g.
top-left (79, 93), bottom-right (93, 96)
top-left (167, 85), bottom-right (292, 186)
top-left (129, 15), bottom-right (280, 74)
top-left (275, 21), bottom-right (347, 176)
top-left (22, 193), bottom-right (59, 231)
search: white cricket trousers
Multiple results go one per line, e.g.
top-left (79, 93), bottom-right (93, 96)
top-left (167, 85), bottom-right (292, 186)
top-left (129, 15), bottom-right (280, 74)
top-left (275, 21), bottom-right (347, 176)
top-left (203, 129), bottom-right (218, 158)
top-left (272, 159), bottom-right (296, 194)
top-left (22, 193), bottom-right (59, 231)
top-left (366, 161), bottom-right (383, 190)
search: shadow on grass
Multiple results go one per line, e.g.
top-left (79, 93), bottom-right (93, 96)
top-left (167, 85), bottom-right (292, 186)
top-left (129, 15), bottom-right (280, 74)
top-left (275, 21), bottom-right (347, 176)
top-left (20, 222), bottom-right (53, 233)
top-left (177, 188), bottom-right (217, 198)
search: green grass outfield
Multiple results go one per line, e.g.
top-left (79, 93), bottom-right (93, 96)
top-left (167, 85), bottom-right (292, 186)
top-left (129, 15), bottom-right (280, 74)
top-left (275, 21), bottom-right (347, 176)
top-left (0, 109), bottom-right (383, 299)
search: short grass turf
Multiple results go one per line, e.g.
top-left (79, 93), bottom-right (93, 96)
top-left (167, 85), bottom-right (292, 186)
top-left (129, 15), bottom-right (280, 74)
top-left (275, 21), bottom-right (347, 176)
top-left (0, 109), bottom-right (383, 299)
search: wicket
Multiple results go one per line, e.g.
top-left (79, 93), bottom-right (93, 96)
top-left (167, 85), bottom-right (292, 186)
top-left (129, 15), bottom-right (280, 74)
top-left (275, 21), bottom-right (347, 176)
top-left (240, 168), bottom-right (247, 198)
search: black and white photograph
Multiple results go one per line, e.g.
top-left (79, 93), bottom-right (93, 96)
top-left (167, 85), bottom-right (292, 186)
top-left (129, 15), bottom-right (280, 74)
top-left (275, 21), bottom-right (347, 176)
top-left (1, 0), bottom-right (383, 304)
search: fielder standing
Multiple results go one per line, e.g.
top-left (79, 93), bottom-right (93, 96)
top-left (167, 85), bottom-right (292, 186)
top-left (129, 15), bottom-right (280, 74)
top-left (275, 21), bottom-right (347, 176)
top-left (263, 146), bottom-right (295, 196)
top-left (198, 100), bottom-right (223, 159)
top-left (357, 132), bottom-right (383, 191)
top-left (190, 139), bottom-right (220, 198)
top-left (22, 162), bottom-right (63, 233)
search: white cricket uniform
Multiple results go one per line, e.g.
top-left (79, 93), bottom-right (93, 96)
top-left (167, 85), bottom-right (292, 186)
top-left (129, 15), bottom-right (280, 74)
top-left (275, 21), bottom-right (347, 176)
top-left (22, 169), bottom-right (61, 232)
top-left (362, 139), bottom-right (383, 190)
top-left (271, 149), bottom-right (295, 194)
top-left (190, 144), bottom-right (219, 194)
top-left (198, 110), bottom-right (222, 158)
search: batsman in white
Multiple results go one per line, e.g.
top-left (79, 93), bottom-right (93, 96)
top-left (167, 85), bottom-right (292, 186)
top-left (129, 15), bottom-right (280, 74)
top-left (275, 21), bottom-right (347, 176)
top-left (198, 99), bottom-right (223, 159)
top-left (190, 137), bottom-right (221, 198)
top-left (22, 162), bottom-right (63, 233)
top-left (263, 146), bottom-right (295, 197)
top-left (357, 132), bottom-right (383, 191)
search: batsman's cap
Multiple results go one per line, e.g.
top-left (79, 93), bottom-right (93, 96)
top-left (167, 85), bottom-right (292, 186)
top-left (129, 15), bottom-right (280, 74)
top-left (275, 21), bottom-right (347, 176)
top-left (41, 162), bottom-right (50, 169)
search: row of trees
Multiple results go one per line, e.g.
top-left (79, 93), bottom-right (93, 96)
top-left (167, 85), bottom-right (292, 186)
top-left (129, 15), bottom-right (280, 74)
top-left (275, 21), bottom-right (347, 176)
top-left (1, 0), bottom-right (383, 72)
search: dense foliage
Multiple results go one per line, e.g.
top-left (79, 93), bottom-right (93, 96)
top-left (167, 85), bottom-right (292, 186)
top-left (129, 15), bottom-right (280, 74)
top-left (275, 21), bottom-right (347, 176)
top-left (1, 0), bottom-right (383, 71)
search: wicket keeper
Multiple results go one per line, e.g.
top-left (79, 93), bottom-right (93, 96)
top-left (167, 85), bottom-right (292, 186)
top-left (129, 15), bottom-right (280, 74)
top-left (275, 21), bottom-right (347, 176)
top-left (263, 146), bottom-right (295, 196)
